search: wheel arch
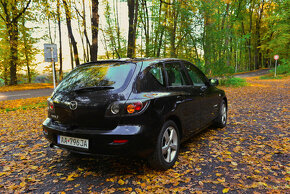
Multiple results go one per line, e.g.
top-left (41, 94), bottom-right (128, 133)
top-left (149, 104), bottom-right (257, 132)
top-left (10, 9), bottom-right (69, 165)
top-left (165, 115), bottom-right (183, 140)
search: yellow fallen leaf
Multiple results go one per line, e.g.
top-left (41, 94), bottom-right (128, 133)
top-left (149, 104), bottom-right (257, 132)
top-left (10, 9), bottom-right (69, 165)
top-left (231, 162), bottom-right (238, 166)
top-left (216, 173), bottom-right (222, 177)
top-left (118, 179), bottom-right (125, 185)
top-left (222, 188), bottom-right (230, 193)
top-left (3, 166), bottom-right (11, 172)
top-left (31, 166), bottom-right (38, 170)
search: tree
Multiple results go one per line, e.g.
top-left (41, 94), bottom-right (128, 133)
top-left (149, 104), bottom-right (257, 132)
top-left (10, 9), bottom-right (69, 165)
top-left (127, 0), bottom-right (139, 58)
top-left (0, 0), bottom-right (32, 85)
top-left (63, 0), bottom-right (80, 66)
top-left (91, 0), bottom-right (99, 61)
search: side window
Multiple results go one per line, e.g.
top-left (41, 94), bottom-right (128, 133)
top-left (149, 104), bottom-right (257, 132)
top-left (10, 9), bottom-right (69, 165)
top-left (149, 66), bottom-right (164, 85)
top-left (164, 62), bottom-right (188, 86)
top-left (184, 62), bottom-right (207, 86)
top-left (136, 63), bottom-right (165, 92)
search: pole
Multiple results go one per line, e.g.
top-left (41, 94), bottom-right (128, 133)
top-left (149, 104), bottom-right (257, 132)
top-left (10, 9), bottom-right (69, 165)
top-left (51, 48), bottom-right (56, 88)
top-left (274, 59), bottom-right (277, 77)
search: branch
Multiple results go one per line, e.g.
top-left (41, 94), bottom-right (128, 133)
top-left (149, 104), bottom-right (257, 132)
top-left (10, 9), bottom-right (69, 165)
top-left (12, 0), bottom-right (32, 23)
top-left (74, 6), bottom-right (84, 20)
top-left (0, 0), bottom-right (9, 23)
top-left (160, 0), bottom-right (173, 5)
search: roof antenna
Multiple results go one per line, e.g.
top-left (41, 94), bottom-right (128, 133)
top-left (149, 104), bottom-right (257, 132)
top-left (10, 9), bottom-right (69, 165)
top-left (114, 46), bottom-right (121, 59)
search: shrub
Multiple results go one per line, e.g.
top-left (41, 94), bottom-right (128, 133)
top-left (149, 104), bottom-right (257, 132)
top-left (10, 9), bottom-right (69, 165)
top-left (270, 59), bottom-right (290, 75)
top-left (219, 77), bottom-right (247, 87)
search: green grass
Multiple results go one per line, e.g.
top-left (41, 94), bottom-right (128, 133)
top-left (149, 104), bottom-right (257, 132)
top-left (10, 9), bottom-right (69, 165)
top-left (260, 74), bottom-right (283, 80)
top-left (1, 102), bottom-right (47, 112)
top-left (219, 77), bottom-right (247, 87)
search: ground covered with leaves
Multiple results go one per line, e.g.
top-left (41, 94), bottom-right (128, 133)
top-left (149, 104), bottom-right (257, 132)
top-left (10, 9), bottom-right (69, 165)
top-left (0, 83), bottom-right (53, 92)
top-left (0, 77), bottom-right (289, 193)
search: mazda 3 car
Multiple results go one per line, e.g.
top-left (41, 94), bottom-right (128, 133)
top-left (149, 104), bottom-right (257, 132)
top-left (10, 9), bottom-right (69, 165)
top-left (43, 58), bottom-right (227, 170)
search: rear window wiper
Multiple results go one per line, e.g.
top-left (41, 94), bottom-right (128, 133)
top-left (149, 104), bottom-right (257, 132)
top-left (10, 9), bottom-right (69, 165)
top-left (73, 86), bottom-right (114, 92)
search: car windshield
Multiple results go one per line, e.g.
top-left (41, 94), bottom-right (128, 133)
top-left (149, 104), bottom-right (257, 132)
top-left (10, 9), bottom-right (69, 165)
top-left (55, 63), bottom-right (135, 93)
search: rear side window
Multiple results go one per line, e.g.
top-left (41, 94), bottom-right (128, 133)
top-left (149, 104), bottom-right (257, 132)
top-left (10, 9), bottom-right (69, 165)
top-left (149, 66), bottom-right (164, 85)
top-left (183, 62), bottom-right (207, 86)
top-left (136, 63), bottom-right (166, 92)
top-left (55, 63), bottom-right (135, 92)
top-left (164, 62), bottom-right (189, 86)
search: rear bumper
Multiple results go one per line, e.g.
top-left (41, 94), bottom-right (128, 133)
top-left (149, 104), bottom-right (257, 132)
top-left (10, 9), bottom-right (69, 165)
top-left (42, 118), bottom-right (157, 157)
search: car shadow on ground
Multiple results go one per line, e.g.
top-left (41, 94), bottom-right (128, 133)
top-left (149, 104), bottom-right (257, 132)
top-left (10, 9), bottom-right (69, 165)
top-left (46, 126), bottom-right (217, 177)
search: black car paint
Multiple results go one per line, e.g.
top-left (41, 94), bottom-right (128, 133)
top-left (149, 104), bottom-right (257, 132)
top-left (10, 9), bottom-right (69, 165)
top-left (43, 58), bottom-right (226, 157)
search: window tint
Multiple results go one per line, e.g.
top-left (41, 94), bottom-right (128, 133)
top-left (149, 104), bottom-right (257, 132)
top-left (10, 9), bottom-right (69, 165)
top-left (55, 63), bottom-right (135, 92)
top-left (183, 62), bottom-right (207, 86)
top-left (149, 66), bottom-right (164, 85)
top-left (136, 64), bottom-right (166, 92)
top-left (164, 62), bottom-right (188, 86)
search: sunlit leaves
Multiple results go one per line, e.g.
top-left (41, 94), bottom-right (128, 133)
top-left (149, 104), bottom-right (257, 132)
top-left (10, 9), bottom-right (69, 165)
top-left (0, 77), bottom-right (289, 192)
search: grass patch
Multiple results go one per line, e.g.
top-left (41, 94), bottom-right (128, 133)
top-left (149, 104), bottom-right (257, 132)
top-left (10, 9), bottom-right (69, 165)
top-left (1, 102), bottom-right (47, 112)
top-left (260, 74), bottom-right (283, 80)
top-left (219, 77), bottom-right (247, 87)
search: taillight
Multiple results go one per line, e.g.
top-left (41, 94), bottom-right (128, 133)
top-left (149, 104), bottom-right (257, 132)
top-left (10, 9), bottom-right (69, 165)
top-left (48, 99), bottom-right (54, 111)
top-left (106, 100), bottom-right (149, 117)
top-left (126, 101), bottom-right (143, 114)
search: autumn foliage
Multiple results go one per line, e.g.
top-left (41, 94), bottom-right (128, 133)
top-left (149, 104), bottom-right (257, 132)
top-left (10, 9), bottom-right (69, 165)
top-left (0, 77), bottom-right (289, 193)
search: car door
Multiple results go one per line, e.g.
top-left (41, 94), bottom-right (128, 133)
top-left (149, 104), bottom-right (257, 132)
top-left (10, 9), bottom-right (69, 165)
top-left (182, 62), bottom-right (218, 128)
top-left (163, 61), bottom-right (200, 138)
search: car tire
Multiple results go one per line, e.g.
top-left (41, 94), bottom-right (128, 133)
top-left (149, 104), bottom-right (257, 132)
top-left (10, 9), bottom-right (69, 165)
top-left (213, 100), bottom-right (227, 128)
top-left (148, 120), bottom-right (180, 170)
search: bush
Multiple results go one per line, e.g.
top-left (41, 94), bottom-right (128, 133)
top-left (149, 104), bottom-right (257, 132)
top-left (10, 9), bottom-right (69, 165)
top-left (0, 78), bottom-right (4, 86)
top-left (219, 77), bottom-right (247, 87)
top-left (270, 60), bottom-right (290, 75)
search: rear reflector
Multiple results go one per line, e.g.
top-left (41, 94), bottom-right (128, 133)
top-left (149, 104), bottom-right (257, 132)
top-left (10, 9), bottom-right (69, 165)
top-left (113, 140), bottom-right (128, 144)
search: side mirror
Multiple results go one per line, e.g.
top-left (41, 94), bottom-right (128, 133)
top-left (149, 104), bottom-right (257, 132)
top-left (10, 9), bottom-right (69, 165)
top-left (209, 79), bottom-right (219, 86)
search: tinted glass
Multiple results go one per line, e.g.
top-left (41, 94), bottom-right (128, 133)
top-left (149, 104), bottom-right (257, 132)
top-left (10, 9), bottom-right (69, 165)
top-left (55, 63), bottom-right (135, 92)
top-left (183, 62), bottom-right (207, 86)
top-left (136, 64), bottom-right (165, 92)
top-left (149, 65), bottom-right (164, 85)
top-left (164, 62), bottom-right (188, 86)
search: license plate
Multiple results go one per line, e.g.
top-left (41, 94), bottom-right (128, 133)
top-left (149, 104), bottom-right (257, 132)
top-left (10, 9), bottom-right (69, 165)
top-left (57, 135), bottom-right (89, 149)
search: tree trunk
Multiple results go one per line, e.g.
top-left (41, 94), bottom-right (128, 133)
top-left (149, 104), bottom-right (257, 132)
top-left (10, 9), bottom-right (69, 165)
top-left (127, 0), bottom-right (139, 58)
top-left (57, 0), bottom-right (63, 80)
top-left (63, 0), bottom-right (80, 66)
top-left (9, 21), bottom-right (18, 85)
top-left (91, 0), bottom-right (99, 61)
top-left (255, 0), bottom-right (265, 69)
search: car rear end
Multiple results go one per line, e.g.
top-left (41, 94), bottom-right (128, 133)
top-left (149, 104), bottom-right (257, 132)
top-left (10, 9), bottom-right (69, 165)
top-left (43, 61), bottom-right (156, 156)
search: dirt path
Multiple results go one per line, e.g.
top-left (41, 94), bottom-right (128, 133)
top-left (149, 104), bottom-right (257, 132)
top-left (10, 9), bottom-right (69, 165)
top-left (0, 77), bottom-right (289, 193)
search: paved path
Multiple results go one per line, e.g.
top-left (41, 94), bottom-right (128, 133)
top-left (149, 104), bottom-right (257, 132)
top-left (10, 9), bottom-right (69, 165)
top-left (234, 68), bottom-right (270, 78)
top-left (0, 88), bottom-right (53, 101)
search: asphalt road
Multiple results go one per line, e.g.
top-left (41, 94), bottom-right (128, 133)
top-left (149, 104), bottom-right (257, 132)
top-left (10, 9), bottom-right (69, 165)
top-left (0, 88), bottom-right (53, 101)
top-left (234, 68), bottom-right (270, 78)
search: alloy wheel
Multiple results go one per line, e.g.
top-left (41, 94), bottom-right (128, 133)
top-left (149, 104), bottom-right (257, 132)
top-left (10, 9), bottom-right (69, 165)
top-left (161, 126), bottom-right (178, 163)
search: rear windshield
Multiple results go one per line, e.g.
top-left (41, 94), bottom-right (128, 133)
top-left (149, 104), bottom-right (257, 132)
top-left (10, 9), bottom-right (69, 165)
top-left (55, 63), bottom-right (136, 92)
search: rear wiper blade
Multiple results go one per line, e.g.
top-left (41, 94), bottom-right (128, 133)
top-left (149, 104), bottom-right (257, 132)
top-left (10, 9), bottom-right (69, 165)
top-left (73, 86), bottom-right (114, 92)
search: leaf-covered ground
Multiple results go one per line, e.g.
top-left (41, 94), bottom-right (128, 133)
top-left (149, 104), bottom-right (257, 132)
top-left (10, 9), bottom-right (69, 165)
top-left (0, 77), bottom-right (289, 193)
top-left (0, 83), bottom-right (53, 92)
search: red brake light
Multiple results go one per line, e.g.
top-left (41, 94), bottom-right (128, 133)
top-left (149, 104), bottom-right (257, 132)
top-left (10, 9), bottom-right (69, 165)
top-left (48, 100), bottom-right (54, 110)
top-left (113, 139), bottom-right (128, 144)
top-left (126, 101), bottom-right (143, 114)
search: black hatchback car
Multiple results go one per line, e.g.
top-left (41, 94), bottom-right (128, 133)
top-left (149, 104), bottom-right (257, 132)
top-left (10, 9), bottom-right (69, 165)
top-left (43, 58), bottom-right (227, 170)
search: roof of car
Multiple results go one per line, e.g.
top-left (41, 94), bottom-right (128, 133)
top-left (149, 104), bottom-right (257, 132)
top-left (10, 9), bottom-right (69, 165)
top-left (78, 58), bottom-right (183, 67)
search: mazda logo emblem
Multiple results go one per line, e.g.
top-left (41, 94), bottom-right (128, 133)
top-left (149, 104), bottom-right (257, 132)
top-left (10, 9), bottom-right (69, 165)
top-left (69, 101), bottom-right (78, 110)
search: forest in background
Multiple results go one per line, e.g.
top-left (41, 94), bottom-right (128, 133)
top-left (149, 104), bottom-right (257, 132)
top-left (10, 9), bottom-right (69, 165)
top-left (0, 0), bottom-right (289, 85)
